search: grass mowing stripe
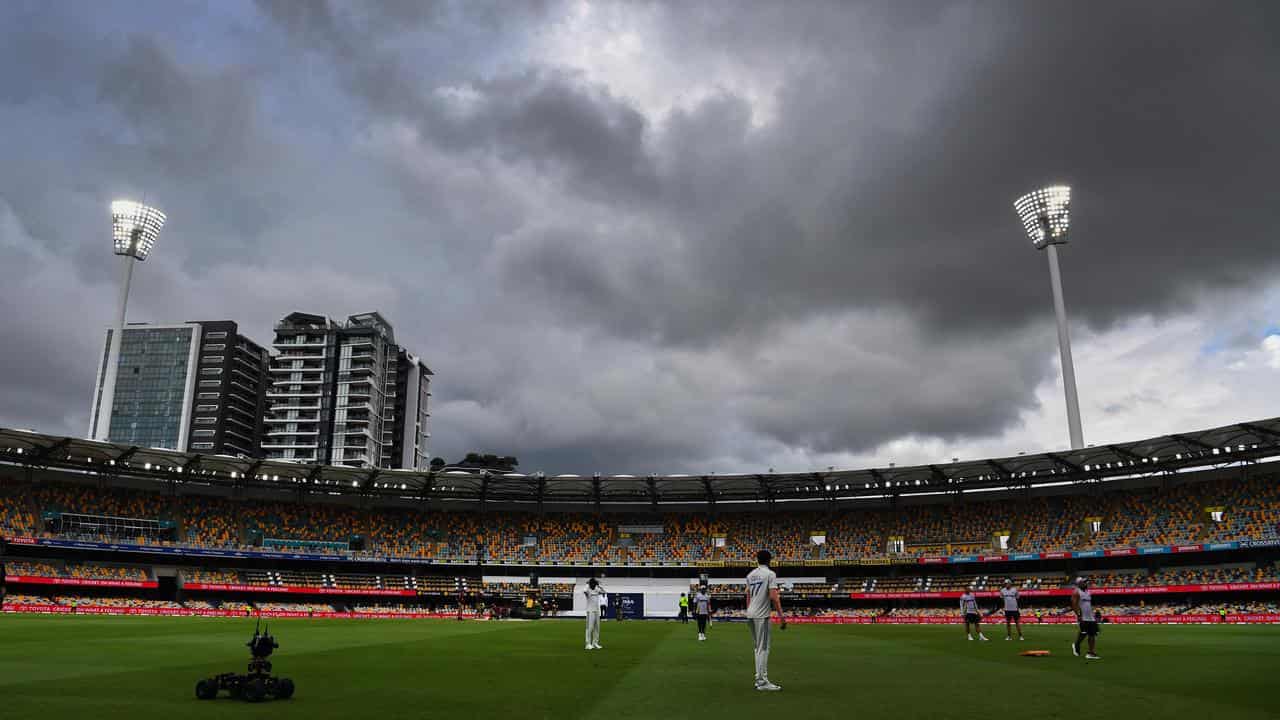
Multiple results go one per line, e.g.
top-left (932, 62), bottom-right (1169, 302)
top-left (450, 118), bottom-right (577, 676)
top-left (1, 616), bottom-right (1276, 720)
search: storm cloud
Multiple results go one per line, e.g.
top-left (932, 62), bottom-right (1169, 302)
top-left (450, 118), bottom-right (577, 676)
top-left (1, 0), bottom-right (1278, 474)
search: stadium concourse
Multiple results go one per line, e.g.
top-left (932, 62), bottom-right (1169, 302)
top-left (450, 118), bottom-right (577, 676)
top-left (2, 420), bottom-right (1279, 624)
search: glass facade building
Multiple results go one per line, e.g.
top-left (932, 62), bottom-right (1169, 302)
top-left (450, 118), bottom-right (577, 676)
top-left (88, 321), bottom-right (269, 455)
top-left (91, 325), bottom-right (199, 450)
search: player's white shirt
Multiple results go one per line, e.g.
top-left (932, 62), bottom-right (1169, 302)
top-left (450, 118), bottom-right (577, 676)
top-left (960, 592), bottom-right (978, 614)
top-left (1000, 587), bottom-right (1019, 611)
top-left (584, 586), bottom-right (605, 614)
top-left (745, 565), bottom-right (777, 619)
top-left (1076, 588), bottom-right (1095, 622)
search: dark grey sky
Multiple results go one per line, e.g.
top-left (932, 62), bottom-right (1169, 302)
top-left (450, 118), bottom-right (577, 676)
top-left (1, 1), bottom-right (1278, 474)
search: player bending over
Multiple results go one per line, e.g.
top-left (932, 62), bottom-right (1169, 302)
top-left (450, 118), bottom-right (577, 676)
top-left (1000, 579), bottom-right (1024, 641)
top-left (961, 586), bottom-right (988, 641)
top-left (746, 550), bottom-right (786, 691)
top-left (584, 578), bottom-right (605, 650)
top-left (1071, 577), bottom-right (1101, 660)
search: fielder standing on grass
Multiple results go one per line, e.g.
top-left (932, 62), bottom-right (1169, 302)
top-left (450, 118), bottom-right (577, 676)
top-left (1001, 579), bottom-right (1024, 641)
top-left (746, 550), bottom-right (785, 691)
top-left (693, 585), bottom-right (712, 641)
top-left (1071, 577), bottom-right (1102, 660)
top-left (584, 578), bottom-right (605, 650)
top-left (961, 586), bottom-right (988, 641)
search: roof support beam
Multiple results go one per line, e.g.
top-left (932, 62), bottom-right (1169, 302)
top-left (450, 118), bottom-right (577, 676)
top-left (1240, 423), bottom-right (1280, 442)
top-left (1172, 433), bottom-right (1216, 452)
top-left (1044, 452), bottom-right (1082, 474)
top-left (929, 465), bottom-right (950, 486)
top-left (420, 472), bottom-right (435, 503)
top-left (31, 437), bottom-right (72, 463)
top-left (1107, 445), bottom-right (1146, 464)
top-left (755, 475), bottom-right (774, 506)
top-left (114, 446), bottom-right (141, 464)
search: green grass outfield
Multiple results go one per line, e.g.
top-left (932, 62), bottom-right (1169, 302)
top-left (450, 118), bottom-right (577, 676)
top-left (1, 616), bottom-right (1277, 720)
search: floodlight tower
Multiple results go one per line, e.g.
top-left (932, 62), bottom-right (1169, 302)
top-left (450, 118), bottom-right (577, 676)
top-left (91, 200), bottom-right (167, 442)
top-left (1014, 185), bottom-right (1083, 450)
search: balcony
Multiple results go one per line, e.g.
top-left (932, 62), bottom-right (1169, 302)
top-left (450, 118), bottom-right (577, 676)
top-left (231, 366), bottom-right (259, 383)
top-left (266, 428), bottom-right (319, 437)
top-left (267, 390), bottom-right (323, 400)
top-left (275, 350), bottom-right (326, 361)
top-left (272, 376), bottom-right (324, 385)
top-left (226, 391), bottom-right (257, 408)
top-left (264, 408), bottom-right (320, 418)
top-left (225, 427), bottom-right (256, 443)
top-left (264, 417), bottom-right (320, 426)
top-left (271, 362), bottom-right (325, 372)
top-left (261, 441), bottom-right (320, 450)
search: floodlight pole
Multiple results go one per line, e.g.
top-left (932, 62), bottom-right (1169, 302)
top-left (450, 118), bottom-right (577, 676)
top-left (93, 254), bottom-right (137, 441)
top-left (1043, 242), bottom-right (1084, 450)
top-left (92, 202), bottom-right (164, 442)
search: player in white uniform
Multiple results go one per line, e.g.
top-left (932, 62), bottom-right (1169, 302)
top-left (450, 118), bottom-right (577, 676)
top-left (583, 578), bottom-right (605, 650)
top-left (1071, 577), bottom-right (1101, 660)
top-left (960, 587), bottom-right (988, 641)
top-left (745, 550), bottom-right (786, 691)
top-left (693, 587), bottom-right (712, 641)
top-left (1000, 579), bottom-right (1024, 641)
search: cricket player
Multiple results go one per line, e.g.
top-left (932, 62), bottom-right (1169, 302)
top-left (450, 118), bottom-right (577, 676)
top-left (1000, 579), bottom-right (1024, 640)
top-left (1071, 577), bottom-right (1101, 660)
top-left (961, 586), bottom-right (988, 641)
top-left (693, 586), bottom-right (712, 641)
top-left (584, 578), bottom-right (605, 650)
top-left (745, 550), bottom-right (786, 691)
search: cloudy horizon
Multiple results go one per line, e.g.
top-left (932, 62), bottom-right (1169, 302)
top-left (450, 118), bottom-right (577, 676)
top-left (1, 0), bottom-right (1278, 475)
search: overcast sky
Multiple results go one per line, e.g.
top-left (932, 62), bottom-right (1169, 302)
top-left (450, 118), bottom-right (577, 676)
top-left (1, 1), bottom-right (1278, 475)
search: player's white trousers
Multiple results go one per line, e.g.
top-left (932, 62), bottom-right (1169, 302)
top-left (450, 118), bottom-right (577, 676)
top-left (748, 617), bottom-right (771, 683)
top-left (585, 611), bottom-right (601, 647)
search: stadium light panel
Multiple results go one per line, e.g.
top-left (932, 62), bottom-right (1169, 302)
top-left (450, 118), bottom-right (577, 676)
top-left (110, 200), bottom-right (166, 261)
top-left (1013, 185), bottom-right (1070, 248)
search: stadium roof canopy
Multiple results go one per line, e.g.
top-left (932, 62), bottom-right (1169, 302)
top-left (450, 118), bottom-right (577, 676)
top-left (2, 417), bottom-right (1279, 507)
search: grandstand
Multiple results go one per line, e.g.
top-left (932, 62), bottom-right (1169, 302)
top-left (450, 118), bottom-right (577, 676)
top-left (1, 420), bottom-right (1279, 622)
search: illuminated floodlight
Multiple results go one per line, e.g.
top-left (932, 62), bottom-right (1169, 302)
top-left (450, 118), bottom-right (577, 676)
top-left (111, 200), bottom-right (167, 260)
top-left (1013, 183), bottom-right (1082, 450)
top-left (1013, 185), bottom-right (1070, 249)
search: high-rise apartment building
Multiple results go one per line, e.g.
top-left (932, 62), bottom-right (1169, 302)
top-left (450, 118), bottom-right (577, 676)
top-left (88, 321), bottom-right (269, 455)
top-left (262, 312), bottom-right (431, 469)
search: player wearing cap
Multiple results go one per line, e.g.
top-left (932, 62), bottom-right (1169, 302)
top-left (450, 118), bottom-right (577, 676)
top-left (693, 586), bottom-right (712, 641)
top-left (961, 586), bottom-right (988, 641)
top-left (1071, 577), bottom-right (1101, 660)
top-left (745, 550), bottom-right (786, 691)
top-left (1000, 579), bottom-right (1024, 641)
top-left (583, 578), bottom-right (605, 650)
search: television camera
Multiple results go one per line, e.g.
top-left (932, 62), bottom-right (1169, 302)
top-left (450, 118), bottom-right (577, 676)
top-left (195, 620), bottom-right (295, 702)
